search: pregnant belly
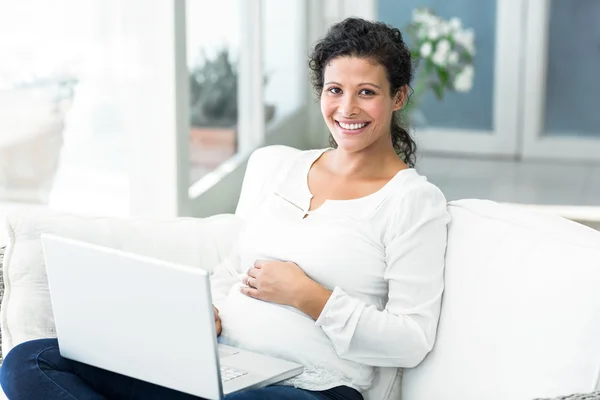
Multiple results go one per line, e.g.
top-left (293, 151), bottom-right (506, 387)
top-left (217, 284), bottom-right (335, 365)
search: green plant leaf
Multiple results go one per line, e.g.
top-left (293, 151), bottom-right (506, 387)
top-left (432, 83), bottom-right (445, 100)
top-left (438, 68), bottom-right (449, 87)
top-left (424, 59), bottom-right (434, 74)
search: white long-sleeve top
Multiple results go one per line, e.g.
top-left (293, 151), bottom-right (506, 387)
top-left (211, 147), bottom-right (450, 392)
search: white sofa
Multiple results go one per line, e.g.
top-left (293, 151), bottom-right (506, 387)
top-left (2, 146), bottom-right (600, 400)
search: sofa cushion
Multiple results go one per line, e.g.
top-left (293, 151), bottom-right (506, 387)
top-left (1, 209), bottom-right (243, 358)
top-left (402, 199), bottom-right (600, 400)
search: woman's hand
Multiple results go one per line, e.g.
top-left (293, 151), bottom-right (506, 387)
top-left (241, 260), bottom-right (307, 306)
top-left (241, 259), bottom-right (332, 319)
top-left (213, 305), bottom-right (222, 336)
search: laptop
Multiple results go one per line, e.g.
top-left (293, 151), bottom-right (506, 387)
top-left (41, 234), bottom-right (303, 400)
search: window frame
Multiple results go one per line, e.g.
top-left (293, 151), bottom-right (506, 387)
top-left (129, 0), bottom-right (335, 218)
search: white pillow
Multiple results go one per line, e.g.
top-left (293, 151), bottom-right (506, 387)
top-left (1, 209), bottom-right (243, 357)
top-left (402, 199), bottom-right (600, 400)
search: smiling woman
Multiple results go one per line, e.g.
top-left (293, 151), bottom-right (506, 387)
top-left (0, 17), bottom-right (450, 400)
top-left (309, 18), bottom-right (417, 168)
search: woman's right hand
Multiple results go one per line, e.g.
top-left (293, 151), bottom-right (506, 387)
top-left (213, 305), bottom-right (222, 336)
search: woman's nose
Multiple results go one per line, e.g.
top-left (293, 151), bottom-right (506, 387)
top-left (338, 94), bottom-right (359, 117)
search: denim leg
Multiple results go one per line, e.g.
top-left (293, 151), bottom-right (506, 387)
top-left (0, 338), bottom-right (106, 400)
top-left (225, 385), bottom-right (322, 400)
top-left (224, 386), bottom-right (363, 400)
top-left (0, 339), bottom-right (361, 400)
top-left (0, 338), bottom-right (202, 400)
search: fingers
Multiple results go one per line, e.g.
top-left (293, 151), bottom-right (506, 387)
top-left (213, 305), bottom-right (222, 336)
top-left (240, 285), bottom-right (260, 299)
top-left (244, 266), bottom-right (260, 288)
top-left (242, 276), bottom-right (257, 289)
top-left (246, 267), bottom-right (258, 278)
top-left (215, 318), bottom-right (222, 336)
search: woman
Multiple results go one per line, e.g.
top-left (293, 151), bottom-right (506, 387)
top-left (0, 18), bottom-right (450, 400)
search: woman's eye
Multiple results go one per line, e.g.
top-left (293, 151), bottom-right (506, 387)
top-left (327, 87), bottom-right (342, 94)
top-left (360, 89), bottom-right (375, 96)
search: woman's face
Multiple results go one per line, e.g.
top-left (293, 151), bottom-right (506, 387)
top-left (320, 56), bottom-right (404, 154)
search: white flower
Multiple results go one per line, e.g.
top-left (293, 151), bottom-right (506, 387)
top-left (412, 9), bottom-right (429, 23)
top-left (449, 17), bottom-right (462, 31)
top-left (417, 27), bottom-right (428, 40)
top-left (413, 9), bottom-right (441, 29)
top-left (439, 22), bottom-right (452, 36)
top-left (437, 39), bottom-right (451, 54)
top-left (420, 42), bottom-right (433, 58)
top-left (454, 65), bottom-right (474, 92)
top-left (433, 39), bottom-right (451, 66)
top-left (448, 51), bottom-right (459, 65)
top-left (432, 48), bottom-right (448, 67)
top-left (455, 28), bottom-right (475, 55)
top-left (428, 26), bottom-right (440, 40)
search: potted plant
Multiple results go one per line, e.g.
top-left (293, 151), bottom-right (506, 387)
top-left (188, 48), bottom-right (275, 178)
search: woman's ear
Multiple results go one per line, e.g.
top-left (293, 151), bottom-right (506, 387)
top-left (393, 86), bottom-right (408, 111)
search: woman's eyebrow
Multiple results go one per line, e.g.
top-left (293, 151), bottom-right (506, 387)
top-left (324, 81), bottom-right (381, 89)
top-left (359, 82), bottom-right (381, 89)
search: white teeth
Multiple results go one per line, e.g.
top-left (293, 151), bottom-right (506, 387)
top-left (339, 121), bottom-right (367, 130)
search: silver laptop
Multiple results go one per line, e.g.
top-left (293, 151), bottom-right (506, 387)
top-left (41, 234), bottom-right (303, 400)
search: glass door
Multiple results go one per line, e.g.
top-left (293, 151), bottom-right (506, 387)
top-left (377, 0), bottom-right (524, 158)
top-left (520, 0), bottom-right (600, 162)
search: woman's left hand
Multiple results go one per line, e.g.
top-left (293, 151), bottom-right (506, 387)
top-left (241, 259), bottom-right (310, 307)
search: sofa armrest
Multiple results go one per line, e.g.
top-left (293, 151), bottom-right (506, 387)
top-left (1, 208), bottom-right (244, 358)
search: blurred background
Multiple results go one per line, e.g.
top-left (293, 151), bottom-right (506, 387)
top-left (0, 0), bottom-right (598, 237)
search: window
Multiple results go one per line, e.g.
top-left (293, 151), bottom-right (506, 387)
top-left (186, 0), bottom-right (241, 184)
top-left (263, 0), bottom-right (307, 127)
top-left (0, 0), bottom-right (139, 216)
top-left (1, 0), bottom-right (315, 218)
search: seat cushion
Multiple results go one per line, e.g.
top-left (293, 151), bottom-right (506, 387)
top-left (402, 199), bottom-right (600, 400)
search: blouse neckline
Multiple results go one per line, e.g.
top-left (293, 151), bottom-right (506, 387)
top-left (299, 148), bottom-right (415, 216)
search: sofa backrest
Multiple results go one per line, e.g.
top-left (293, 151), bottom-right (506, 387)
top-left (1, 210), bottom-right (242, 358)
top-left (402, 199), bottom-right (600, 400)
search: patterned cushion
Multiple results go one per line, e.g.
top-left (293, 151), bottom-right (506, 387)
top-left (0, 245), bottom-right (4, 363)
top-left (535, 393), bottom-right (600, 400)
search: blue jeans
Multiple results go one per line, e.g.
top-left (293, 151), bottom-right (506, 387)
top-left (0, 339), bottom-right (363, 400)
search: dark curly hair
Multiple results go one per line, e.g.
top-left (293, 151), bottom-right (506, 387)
top-left (309, 17), bottom-right (417, 167)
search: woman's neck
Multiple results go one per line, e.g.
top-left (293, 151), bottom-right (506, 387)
top-left (326, 144), bottom-right (407, 180)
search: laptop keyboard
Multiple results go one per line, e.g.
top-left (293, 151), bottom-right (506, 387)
top-left (220, 365), bottom-right (248, 382)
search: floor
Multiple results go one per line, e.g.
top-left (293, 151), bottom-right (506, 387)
top-left (416, 154), bottom-right (600, 207)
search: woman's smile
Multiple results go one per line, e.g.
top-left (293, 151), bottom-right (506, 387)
top-left (335, 120), bottom-right (371, 135)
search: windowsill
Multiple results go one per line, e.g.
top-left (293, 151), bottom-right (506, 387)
top-left (187, 107), bottom-right (307, 200)
top-left (188, 149), bottom-right (253, 200)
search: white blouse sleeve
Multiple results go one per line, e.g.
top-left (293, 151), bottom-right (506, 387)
top-left (314, 184), bottom-right (450, 367)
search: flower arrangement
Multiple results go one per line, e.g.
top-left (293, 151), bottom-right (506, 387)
top-left (405, 8), bottom-right (476, 120)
